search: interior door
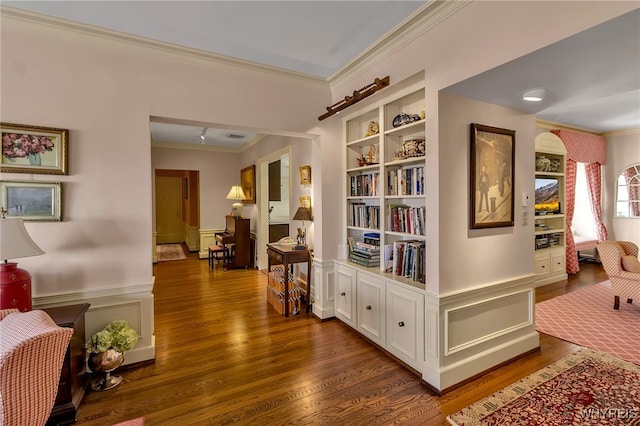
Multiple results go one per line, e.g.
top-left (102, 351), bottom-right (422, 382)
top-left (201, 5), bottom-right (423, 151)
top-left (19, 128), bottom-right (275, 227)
top-left (156, 176), bottom-right (182, 244)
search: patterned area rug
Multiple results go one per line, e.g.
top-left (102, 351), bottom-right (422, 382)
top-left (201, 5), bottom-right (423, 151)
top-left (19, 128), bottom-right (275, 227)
top-left (156, 244), bottom-right (186, 262)
top-left (535, 281), bottom-right (640, 365)
top-left (447, 349), bottom-right (640, 425)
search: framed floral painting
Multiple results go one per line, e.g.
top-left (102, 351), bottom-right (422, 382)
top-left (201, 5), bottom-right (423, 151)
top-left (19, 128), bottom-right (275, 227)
top-left (1, 123), bottom-right (69, 175)
top-left (0, 180), bottom-right (62, 221)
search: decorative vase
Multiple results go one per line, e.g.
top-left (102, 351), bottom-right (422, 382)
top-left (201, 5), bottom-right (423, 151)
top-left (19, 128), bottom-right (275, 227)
top-left (27, 153), bottom-right (41, 165)
top-left (88, 349), bottom-right (125, 391)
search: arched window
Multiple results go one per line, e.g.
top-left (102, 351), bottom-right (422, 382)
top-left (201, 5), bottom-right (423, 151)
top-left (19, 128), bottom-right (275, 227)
top-left (616, 163), bottom-right (640, 217)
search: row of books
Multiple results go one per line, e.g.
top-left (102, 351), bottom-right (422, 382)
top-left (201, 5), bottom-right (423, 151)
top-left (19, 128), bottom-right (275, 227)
top-left (388, 240), bottom-right (425, 283)
top-left (387, 204), bottom-right (426, 235)
top-left (350, 173), bottom-right (379, 197)
top-left (349, 203), bottom-right (380, 229)
top-left (387, 166), bottom-right (424, 196)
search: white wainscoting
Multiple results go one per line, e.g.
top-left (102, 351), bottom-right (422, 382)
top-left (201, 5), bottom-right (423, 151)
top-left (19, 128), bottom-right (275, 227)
top-left (428, 274), bottom-right (539, 391)
top-left (198, 229), bottom-right (221, 259)
top-left (33, 280), bottom-right (155, 366)
top-left (183, 224), bottom-right (199, 252)
top-left (313, 258), bottom-right (335, 320)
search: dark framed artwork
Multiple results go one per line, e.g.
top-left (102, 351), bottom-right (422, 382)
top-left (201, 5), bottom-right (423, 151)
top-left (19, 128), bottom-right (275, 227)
top-left (241, 165), bottom-right (256, 204)
top-left (1, 123), bottom-right (69, 175)
top-left (0, 180), bottom-right (62, 221)
top-left (470, 123), bottom-right (515, 229)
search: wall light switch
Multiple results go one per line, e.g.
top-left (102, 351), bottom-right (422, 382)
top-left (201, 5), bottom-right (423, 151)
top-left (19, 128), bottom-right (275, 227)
top-left (522, 192), bottom-right (530, 207)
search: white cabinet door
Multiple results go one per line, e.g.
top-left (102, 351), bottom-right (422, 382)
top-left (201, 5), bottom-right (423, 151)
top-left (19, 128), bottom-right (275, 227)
top-left (335, 263), bottom-right (357, 329)
top-left (386, 282), bottom-right (424, 369)
top-left (534, 253), bottom-right (550, 278)
top-left (357, 272), bottom-right (386, 346)
top-left (551, 249), bottom-right (566, 274)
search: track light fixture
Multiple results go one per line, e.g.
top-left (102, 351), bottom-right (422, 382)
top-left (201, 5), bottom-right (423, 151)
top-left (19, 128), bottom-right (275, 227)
top-left (200, 128), bottom-right (207, 142)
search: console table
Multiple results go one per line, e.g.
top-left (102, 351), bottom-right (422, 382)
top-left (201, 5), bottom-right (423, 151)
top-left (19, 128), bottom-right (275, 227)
top-left (44, 303), bottom-right (90, 426)
top-left (266, 244), bottom-right (312, 317)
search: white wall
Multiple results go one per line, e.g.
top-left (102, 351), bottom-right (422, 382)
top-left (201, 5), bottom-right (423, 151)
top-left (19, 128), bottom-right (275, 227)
top-left (0, 12), bottom-right (329, 298)
top-left (438, 93), bottom-right (536, 293)
top-left (152, 148), bottom-right (241, 230)
top-left (604, 130), bottom-right (640, 243)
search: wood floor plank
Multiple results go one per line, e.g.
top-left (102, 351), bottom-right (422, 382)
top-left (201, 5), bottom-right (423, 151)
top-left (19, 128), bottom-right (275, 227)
top-left (75, 251), bottom-right (607, 425)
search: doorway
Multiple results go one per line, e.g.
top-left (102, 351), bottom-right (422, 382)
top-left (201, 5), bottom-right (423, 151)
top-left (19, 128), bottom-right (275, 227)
top-left (258, 147), bottom-right (291, 269)
top-left (154, 169), bottom-right (200, 249)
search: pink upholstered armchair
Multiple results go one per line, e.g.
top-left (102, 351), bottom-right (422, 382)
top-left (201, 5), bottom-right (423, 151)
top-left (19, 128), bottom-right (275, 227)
top-left (0, 309), bottom-right (73, 426)
top-left (596, 240), bottom-right (640, 309)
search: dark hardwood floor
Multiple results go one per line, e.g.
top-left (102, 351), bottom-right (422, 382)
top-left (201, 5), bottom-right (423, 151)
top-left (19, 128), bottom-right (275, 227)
top-left (75, 252), bottom-right (607, 425)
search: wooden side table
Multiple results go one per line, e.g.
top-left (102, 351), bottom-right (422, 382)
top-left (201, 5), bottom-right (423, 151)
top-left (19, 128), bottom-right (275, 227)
top-left (266, 244), bottom-right (312, 317)
top-left (44, 303), bottom-right (90, 426)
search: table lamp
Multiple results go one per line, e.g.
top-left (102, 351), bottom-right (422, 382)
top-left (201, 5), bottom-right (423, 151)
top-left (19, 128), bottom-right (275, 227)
top-left (0, 211), bottom-right (45, 311)
top-left (292, 207), bottom-right (312, 246)
top-left (226, 185), bottom-right (247, 217)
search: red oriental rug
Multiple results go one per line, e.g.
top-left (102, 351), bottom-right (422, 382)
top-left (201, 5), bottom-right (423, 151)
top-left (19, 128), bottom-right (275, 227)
top-left (535, 281), bottom-right (640, 365)
top-left (447, 349), bottom-right (640, 425)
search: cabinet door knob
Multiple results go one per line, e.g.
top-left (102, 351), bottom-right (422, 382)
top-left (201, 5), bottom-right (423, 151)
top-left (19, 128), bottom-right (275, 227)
top-left (340, 292), bottom-right (346, 296)
top-left (366, 305), bottom-right (372, 310)
top-left (398, 321), bottom-right (405, 327)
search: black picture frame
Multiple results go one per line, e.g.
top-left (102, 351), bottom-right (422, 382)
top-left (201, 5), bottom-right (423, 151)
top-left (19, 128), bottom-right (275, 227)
top-left (470, 123), bottom-right (515, 229)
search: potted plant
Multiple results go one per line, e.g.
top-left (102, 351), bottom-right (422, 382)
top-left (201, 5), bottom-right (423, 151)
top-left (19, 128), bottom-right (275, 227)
top-left (86, 320), bottom-right (138, 391)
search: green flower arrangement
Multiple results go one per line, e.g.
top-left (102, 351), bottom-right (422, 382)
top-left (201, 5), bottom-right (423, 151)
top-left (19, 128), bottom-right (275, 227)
top-left (87, 320), bottom-right (138, 353)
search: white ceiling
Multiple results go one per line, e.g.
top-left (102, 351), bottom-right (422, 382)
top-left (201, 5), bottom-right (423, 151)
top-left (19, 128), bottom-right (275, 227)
top-left (5, 2), bottom-right (639, 147)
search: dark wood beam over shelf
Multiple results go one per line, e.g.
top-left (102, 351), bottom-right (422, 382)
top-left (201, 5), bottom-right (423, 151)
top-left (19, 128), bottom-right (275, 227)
top-left (318, 76), bottom-right (390, 121)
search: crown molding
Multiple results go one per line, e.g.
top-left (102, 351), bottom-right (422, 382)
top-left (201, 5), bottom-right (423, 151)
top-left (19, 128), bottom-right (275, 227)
top-left (328, 1), bottom-right (471, 92)
top-left (0, 5), bottom-right (329, 91)
top-left (602, 127), bottom-right (640, 138)
top-left (536, 119), bottom-right (601, 135)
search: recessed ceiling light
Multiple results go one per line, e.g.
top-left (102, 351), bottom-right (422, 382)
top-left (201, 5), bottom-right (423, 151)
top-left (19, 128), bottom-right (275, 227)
top-left (522, 88), bottom-right (548, 102)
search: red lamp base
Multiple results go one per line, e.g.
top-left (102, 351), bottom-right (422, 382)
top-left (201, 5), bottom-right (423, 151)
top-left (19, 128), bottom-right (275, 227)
top-left (0, 262), bottom-right (32, 312)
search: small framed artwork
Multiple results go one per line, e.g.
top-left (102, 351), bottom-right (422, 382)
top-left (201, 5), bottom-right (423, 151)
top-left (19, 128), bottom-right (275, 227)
top-left (299, 195), bottom-right (311, 216)
top-left (1, 123), bottom-right (69, 175)
top-left (470, 123), bottom-right (515, 229)
top-left (240, 165), bottom-right (256, 204)
top-left (299, 165), bottom-right (311, 185)
top-left (0, 180), bottom-right (62, 221)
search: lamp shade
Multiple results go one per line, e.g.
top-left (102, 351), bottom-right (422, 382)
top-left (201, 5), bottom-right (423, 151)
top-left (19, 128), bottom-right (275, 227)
top-left (292, 207), bottom-right (312, 222)
top-left (226, 185), bottom-right (247, 201)
top-left (0, 218), bottom-right (45, 261)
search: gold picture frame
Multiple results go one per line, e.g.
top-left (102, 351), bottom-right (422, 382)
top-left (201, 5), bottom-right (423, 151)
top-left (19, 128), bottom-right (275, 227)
top-left (299, 195), bottom-right (311, 216)
top-left (299, 165), bottom-right (311, 185)
top-left (240, 165), bottom-right (256, 204)
top-left (1, 123), bottom-right (69, 175)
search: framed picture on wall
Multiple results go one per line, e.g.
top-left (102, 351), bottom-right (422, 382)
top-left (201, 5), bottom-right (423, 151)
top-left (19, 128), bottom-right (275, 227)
top-left (1, 123), bottom-right (69, 175)
top-left (299, 165), bottom-right (311, 185)
top-left (241, 165), bottom-right (256, 204)
top-left (470, 123), bottom-right (515, 229)
top-left (0, 180), bottom-right (62, 221)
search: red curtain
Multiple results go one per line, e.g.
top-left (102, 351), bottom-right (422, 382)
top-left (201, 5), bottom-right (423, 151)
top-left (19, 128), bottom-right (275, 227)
top-left (565, 160), bottom-right (579, 274)
top-left (625, 167), bottom-right (640, 216)
top-left (551, 130), bottom-right (607, 275)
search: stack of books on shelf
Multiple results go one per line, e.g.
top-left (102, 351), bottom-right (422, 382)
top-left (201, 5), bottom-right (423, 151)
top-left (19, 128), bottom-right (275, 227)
top-left (391, 240), bottom-right (425, 283)
top-left (350, 172), bottom-right (379, 196)
top-left (349, 203), bottom-right (380, 229)
top-left (387, 166), bottom-right (424, 196)
top-left (347, 233), bottom-right (380, 268)
top-left (387, 204), bottom-right (425, 235)
top-left (349, 240), bottom-right (381, 267)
